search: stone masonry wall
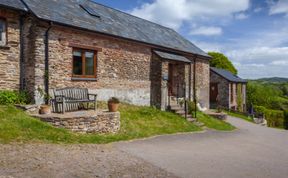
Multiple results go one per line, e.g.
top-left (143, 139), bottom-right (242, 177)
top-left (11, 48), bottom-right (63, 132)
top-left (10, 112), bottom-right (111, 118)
top-left (23, 23), bottom-right (152, 105)
top-left (0, 7), bottom-right (211, 110)
top-left (194, 58), bottom-right (210, 109)
top-left (50, 26), bottom-right (152, 105)
top-left (35, 111), bottom-right (120, 134)
top-left (0, 9), bottom-right (21, 90)
top-left (150, 53), bottom-right (162, 108)
top-left (210, 71), bottom-right (230, 108)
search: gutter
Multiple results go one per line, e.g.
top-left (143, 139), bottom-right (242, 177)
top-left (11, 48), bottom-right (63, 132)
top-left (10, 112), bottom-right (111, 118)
top-left (193, 56), bottom-right (197, 118)
top-left (44, 22), bottom-right (53, 104)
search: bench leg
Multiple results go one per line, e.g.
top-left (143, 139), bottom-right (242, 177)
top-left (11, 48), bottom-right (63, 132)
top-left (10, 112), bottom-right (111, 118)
top-left (62, 99), bottom-right (66, 114)
top-left (94, 99), bottom-right (97, 111)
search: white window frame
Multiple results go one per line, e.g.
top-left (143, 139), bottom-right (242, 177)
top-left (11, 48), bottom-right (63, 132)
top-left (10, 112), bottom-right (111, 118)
top-left (0, 19), bottom-right (6, 46)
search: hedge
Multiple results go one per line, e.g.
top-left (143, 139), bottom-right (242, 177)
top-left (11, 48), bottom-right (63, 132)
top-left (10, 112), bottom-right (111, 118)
top-left (284, 110), bottom-right (288, 130)
top-left (254, 105), bottom-right (285, 128)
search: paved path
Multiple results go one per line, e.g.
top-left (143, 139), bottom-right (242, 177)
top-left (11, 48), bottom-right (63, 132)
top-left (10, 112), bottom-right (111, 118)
top-left (117, 116), bottom-right (288, 178)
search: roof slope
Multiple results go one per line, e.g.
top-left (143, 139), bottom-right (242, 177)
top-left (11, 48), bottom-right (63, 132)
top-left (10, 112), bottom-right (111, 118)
top-left (211, 67), bottom-right (247, 83)
top-left (0, 0), bottom-right (27, 11)
top-left (20, 0), bottom-right (209, 57)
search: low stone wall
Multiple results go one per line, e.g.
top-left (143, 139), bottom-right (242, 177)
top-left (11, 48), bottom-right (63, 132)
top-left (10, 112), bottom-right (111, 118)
top-left (33, 111), bottom-right (120, 134)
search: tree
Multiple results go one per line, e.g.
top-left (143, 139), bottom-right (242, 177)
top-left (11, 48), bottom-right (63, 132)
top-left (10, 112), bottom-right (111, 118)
top-left (208, 52), bottom-right (238, 75)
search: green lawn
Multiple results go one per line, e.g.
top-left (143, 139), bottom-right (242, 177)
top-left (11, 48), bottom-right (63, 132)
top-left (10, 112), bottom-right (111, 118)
top-left (197, 112), bottom-right (236, 131)
top-left (0, 103), bottom-right (236, 144)
top-left (0, 104), bottom-right (202, 144)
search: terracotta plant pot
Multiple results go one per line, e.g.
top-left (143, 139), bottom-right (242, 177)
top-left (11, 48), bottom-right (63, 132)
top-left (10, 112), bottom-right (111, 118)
top-left (108, 102), bottom-right (119, 112)
top-left (39, 105), bottom-right (51, 115)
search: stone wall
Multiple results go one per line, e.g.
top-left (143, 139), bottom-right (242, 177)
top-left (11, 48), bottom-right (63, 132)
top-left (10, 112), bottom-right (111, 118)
top-left (210, 71), bottom-right (230, 108)
top-left (3, 14), bottom-right (211, 109)
top-left (23, 23), bottom-right (152, 105)
top-left (195, 58), bottom-right (210, 109)
top-left (35, 111), bottom-right (120, 134)
top-left (211, 70), bottom-right (247, 111)
top-left (150, 53), bottom-right (162, 109)
top-left (0, 9), bottom-right (21, 90)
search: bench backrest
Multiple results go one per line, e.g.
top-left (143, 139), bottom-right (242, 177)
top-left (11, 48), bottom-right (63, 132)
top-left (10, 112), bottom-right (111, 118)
top-left (53, 88), bottom-right (89, 100)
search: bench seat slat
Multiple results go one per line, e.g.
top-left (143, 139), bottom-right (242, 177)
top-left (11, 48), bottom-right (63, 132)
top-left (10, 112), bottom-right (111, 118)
top-left (53, 87), bottom-right (97, 113)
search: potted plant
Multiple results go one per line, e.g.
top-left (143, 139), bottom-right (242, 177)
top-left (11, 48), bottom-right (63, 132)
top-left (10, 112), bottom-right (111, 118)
top-left (108, 97), bottom-right (120, 112)
top-left (37, 87), bottom-right (52, 115)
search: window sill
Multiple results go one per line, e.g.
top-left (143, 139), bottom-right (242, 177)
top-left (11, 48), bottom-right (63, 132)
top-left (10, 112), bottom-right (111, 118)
top-left (0, 45), bottom-right (10, 49)
top-left (71, 77), bottom-right (98, 81)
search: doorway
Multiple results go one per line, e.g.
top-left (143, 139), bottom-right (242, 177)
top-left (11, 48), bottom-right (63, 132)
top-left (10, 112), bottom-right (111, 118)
top-left (210, 83), bottom-right (218, 103)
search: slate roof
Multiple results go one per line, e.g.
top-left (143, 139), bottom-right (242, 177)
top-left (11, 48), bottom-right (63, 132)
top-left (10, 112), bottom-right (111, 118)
top-left (154, 50), bottom-right (191, 63)
top-left (211, 67), bottom-right (247, 83)
top-left (0, 0), bottom-right (28, 11)
top-left (1, 0), bottom-right (209, 58)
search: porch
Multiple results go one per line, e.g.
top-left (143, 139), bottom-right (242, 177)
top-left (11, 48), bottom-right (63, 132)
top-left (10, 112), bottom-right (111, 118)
top-left (151, 50), bottom-right (198, 120)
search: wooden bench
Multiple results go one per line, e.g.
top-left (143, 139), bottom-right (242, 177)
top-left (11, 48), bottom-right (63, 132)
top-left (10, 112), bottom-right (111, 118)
top-left (53, 88), bottom-right (97, 113)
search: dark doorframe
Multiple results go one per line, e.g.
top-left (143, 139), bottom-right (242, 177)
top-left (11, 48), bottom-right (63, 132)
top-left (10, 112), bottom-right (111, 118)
top-left (168, 63), bottom-right (174, 96)
top-left (210, 83), bottom-right (218, 103)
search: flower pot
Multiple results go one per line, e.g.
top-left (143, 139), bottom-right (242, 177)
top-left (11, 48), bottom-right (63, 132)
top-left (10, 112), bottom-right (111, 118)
top-left (108, 102), bottom-right (119, 112)
top-left (39, 105), bottom-right (51, 115)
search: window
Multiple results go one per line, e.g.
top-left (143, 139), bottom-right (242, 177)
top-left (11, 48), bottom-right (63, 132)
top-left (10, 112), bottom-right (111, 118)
top-left (72, 48), bottom-right (97, 78)
top-left (0, 19), bottom-right (6, 46)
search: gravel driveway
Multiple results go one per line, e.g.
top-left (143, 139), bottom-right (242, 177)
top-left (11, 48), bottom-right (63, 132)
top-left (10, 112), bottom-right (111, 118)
top-left (1, 116), bottom-right (287, 178)
top-left (117, 116), bottom-right (288, 178)
top-left (0, 144), bottom-right (176, 178)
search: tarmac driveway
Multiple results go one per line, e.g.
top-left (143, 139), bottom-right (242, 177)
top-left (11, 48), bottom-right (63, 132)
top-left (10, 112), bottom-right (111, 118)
top-left (117, 116), bottom-right (288, 178)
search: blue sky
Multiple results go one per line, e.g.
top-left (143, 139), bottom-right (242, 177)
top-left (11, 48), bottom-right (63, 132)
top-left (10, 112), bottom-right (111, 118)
top-left (93, 0), bottom-right (288, 79)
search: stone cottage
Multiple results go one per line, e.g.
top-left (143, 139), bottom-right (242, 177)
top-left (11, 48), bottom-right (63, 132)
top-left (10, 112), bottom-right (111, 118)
top-left (0, 0), bottom-right (211, 110)
top-left (210, 67), bottom-right (247, 111)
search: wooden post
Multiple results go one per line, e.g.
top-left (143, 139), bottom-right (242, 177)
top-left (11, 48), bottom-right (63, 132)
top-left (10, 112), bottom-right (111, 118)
top-left (193, 57), bottom-right (197, 119)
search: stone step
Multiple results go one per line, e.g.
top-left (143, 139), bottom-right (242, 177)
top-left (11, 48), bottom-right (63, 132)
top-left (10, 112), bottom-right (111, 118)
top-left (195, 122), bottom-right (205, 127)
top-left (180, 114), bottom-right (193, 118)
top-left (186, 118), bottom-right (196, 122)
top-left (170, 106), bottom-right (183, 110)
top-left (176, 110), bottom-right (186, 115)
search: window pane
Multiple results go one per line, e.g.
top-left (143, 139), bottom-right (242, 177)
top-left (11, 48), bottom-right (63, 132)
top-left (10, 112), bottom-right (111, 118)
top-left (73, 51), bottom-right (83, 75)
top-left (0, 20), bottom-right (4, 42)
top-left (85, 52), bottom-right (95, 75)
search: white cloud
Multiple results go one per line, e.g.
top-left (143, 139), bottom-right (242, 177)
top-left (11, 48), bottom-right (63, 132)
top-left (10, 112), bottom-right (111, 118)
top-left (253, 7), bottom-right (262, 13)
top-left (271, 60), bottom-right (288, 66)
top-left (235, 13), bottom-right (249, 20)
top-left (226, 46), bottom-right (288, 78)
top-left (130, 0), bottom-right (250, 30)
top-left (195, 26), bottom-right (288, 79)
top-left (189, 26), bottom-right (222, 36)
top-left (269, 0), bottom-right (288, 16)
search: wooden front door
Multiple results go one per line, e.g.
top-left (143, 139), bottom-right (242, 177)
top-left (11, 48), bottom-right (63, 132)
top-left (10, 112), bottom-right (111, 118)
top-left (168, 63), bottom-right (174, 96)
top-left (210, 83), bottom-right (218, 102)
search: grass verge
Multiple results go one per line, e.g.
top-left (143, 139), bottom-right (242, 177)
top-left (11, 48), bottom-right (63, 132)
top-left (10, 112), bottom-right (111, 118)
top-left (0, 104), bottom-right (201, 144)
top-left (197, 112), bottom-right (236, 131)
top-left (225, 111), bottom-right (254, 123)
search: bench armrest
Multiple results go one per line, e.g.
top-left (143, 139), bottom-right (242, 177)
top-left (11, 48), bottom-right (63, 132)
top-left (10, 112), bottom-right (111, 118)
top-left (88, 94), bottom-right (97, 100)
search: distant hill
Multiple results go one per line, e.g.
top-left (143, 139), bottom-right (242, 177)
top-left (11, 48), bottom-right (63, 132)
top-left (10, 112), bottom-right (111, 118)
top-left (252, 77), bottom-right (288, 83)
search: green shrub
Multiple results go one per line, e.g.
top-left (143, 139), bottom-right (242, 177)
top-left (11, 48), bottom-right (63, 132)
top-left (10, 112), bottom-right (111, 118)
top-left (0, 90), bottom-right (30, 105)
top-left (108, 97), bottom-right (120, 104)
top-left (284, 110), bottom-right (288, 130)
top-left (187, 101), bottom-right (197, 115)
top-left (254, 105), bottom-right (284, 128)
